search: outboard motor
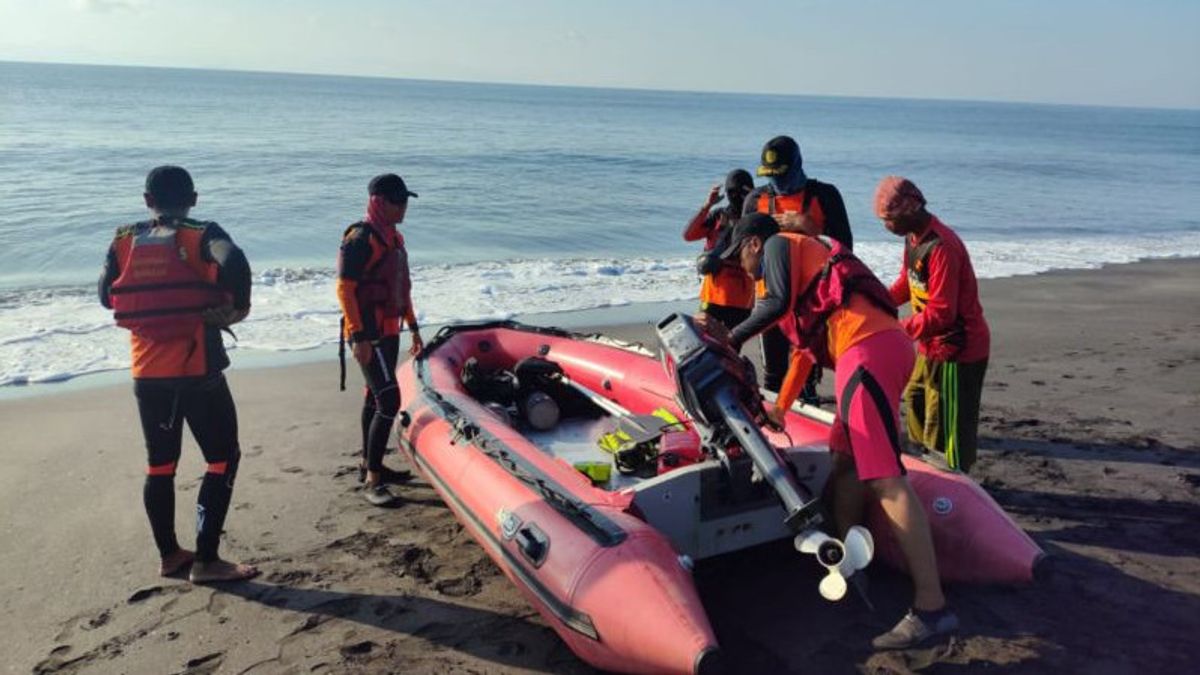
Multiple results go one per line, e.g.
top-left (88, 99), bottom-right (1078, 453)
top-left (655, 313), bottom-right (823, 533)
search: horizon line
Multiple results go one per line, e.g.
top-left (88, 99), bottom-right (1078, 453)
top-left (3, 58), bottom-right (1197, 114)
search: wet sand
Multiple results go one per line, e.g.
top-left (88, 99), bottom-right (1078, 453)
top-left (3, 257), bottom-right (1198, 674)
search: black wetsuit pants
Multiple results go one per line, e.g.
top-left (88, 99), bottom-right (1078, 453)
top-left (135, 373), bottom-right (241, 562)
top-left (360, 335), bottom-right (401, 474)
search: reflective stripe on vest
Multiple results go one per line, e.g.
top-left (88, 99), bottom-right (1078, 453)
top-left (904, 234), bottom-right (941, 313)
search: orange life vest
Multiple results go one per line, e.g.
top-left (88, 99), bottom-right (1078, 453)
top-left (698, 210), bottom-right (754, 309)
top-left (756, 188), bottom-right (826, 235)
top-left (767, 234), bottom-right (899, 367)
top-left (109, 219), bottom-right (228, 378)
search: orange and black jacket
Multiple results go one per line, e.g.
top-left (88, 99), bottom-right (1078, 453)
top-left (99, 218), bottom-right (251, 379)
top-left (336, 221), bottom-right (416, 343)
top-left (744, 179), bottom-right (853, 249)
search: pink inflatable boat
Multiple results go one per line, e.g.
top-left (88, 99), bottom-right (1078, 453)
top-left (395, 320), bottom-right (1043, 674)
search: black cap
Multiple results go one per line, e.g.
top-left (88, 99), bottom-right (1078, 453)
top-left (368, 173), bottom-right (418, 203)
top-left (756, 135), bottom-right (801, 177)
top-left (719, 213), bottom-right (780, 259)
top-left (724, 169), bottom-right (754, 196)
top-left (144, 165), bottom-right (195, 209)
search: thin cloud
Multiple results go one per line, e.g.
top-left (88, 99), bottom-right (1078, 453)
top-left (73, 0), bottom-right (145, 13)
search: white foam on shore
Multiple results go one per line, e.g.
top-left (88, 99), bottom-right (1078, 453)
top-left (2, 232), bottom-right (1198, 388)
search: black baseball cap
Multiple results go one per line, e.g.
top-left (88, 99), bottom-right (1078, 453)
top-left (144, 165), bottom-right (195, 209)
top-left (368, 173), bottom-right (418, 203)
top-left (719, 213), bottom-right (780, 259)
top-left (724, 168), bottom-right (754, 196)
top-left (756, 135), bottom-right (802, 177)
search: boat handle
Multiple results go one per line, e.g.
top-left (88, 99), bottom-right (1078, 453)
top-left (516, 523), bottom-right (550, 568)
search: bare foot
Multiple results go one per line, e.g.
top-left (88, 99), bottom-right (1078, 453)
top-left (189, 559), bottom-right (259, 584)
top-left (159, 548), bottom-right (195, 577)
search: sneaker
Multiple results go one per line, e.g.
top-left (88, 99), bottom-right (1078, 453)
top-left (872, 608), bottom-right (959, 650)
top-left (363, 483), bottom-right (399, 507)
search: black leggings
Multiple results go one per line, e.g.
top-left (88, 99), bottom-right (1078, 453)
top-left (360, 335), bottom-right (401, 474)
top-left (136, 373), bottom-right (240, 562)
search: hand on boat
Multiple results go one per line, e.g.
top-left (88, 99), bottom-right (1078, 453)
top-left (765, 406), bottom-right (787, 431)
top-left (408, 330), bottom-right (424, 356)
top-left (693, 312), bottom-right (731, 343)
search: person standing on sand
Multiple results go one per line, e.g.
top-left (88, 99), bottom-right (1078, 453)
top-left (699, 213), bottom-right (959, 650)
top-left (336, 173), bottom-right (423, 507)
top-left (99, 165), bottom-right (258, 583)
top-left (743, 135), bottom-right (853, 405)
top-left (877, 176), bottom-right (990, 473)
top-left (684, 168), bottom-right (756, 331)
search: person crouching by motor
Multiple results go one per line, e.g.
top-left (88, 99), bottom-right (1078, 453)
top-left (684, 169), bottom-right (756, 331)
top-left (876, 176), bottom-right (990, 473)
top-left (99, 165), bottom-right (257, 583)
top-left (697, 213), bottom-right (959, 650)
top-left (336, 173), bottom-right (423, 507)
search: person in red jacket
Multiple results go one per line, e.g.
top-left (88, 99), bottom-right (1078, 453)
top-left (337, 173), bottom-right (423, 506)
top-left (877, 176), bottom-right (990, 472)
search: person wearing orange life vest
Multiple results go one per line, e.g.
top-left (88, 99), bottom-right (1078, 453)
top-left (684, 169), bottom-right (755, 331)
top-left (98, 165), bottom-right (257, 583)
top-left (337, 173), bottom-right (423, 507)
top-left (743, 135), bottom-right (853, 404)
top-left (699, 213), bottom-right (959, 650)
top-left (876, 176), bottom-right (990, 473)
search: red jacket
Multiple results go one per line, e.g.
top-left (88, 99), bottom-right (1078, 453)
top-left (889, 216), bottom-right (990, 363)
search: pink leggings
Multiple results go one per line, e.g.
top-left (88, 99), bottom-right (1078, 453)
top-left (828, 329), bottom-right (915, 481)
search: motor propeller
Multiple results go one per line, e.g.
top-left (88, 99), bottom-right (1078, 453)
top-left (795, 526), bottom-right (875, 602)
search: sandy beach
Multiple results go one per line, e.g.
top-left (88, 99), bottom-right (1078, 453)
top-left (3, 257), bottom-right (1199, 675)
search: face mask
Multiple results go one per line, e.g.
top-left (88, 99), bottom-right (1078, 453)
top-left (769, 162), bottom-right (807, 194)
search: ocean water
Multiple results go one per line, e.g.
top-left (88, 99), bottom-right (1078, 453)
top-left (1, 61), bottom-right (1198, 388)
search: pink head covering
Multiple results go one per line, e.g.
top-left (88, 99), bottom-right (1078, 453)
top-left (874, 176), bottom-right (926, 219)
top-left (365, 194), bottom-right (401, 227)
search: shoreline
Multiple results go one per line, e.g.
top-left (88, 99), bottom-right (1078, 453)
top-left (3, 255), bottom-right (1199, 674)
top-left (2, 255), bottom-right (1196, 402)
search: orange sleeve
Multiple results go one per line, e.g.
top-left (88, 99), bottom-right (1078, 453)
top-left (774, 348), bottom-right (815, 414)
top-left (336, 278), bottom-right (364, 337)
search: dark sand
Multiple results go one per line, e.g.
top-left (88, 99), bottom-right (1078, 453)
top-left (3, 258), bottom-right (1198, 674)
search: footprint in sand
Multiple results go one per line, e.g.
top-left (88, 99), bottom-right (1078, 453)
top-left (128, 586), bottom-right (165, 603)
top-left (434, 575), bottom-right (482, 597)
top-left (206, 591), bottom-right (230, 617)
top-left (338, 640), bottom-right (377, 657)
top-left (83, 609), bottom-right (111, 630)
top-left (179, 651), bottom-right (224, 675)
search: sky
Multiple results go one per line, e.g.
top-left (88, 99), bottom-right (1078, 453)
top-left (1, 0), bottom-right (1197, 109)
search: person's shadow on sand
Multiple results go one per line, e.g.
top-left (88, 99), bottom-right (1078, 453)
top-left (218, 581), bottom-right (595, 673)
